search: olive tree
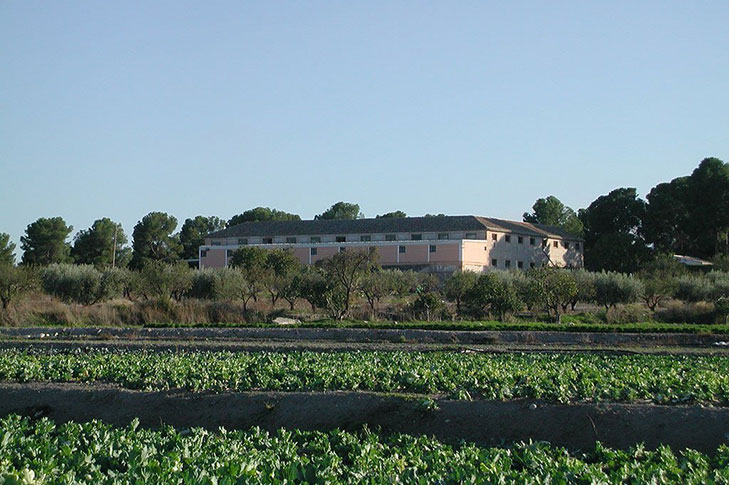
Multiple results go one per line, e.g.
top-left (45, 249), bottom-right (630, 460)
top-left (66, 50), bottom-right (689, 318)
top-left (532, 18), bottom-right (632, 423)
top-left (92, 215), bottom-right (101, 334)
top-left (443, 270), bottom-right (479, 315)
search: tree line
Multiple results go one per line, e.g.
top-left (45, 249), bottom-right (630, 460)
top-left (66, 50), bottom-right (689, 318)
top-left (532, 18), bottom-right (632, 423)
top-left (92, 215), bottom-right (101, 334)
top-left (1, 157), bottom-right (728, 273)
top-left (0, 202), bottom-right (372, 269)
top-left (3, 248), bottom-right (729, 325)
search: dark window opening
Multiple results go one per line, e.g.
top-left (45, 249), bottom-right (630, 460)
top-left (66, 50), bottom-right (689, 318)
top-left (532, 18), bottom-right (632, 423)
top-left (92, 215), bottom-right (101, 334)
top-left (263, 238), bottom-right (273, 244)
top-left (386, 234), bottom-right (396, 241)
top-left (399, 246), bottom-right (406, 253)
top-left (411, 234), bottom-right (422, 240)
top-left (310, 248), bottom-right (317, 256)
top-left (429, 245), bottom-right (436, 253)
top-left (491, 259), bottom-right (498, 266)
top-left (336, 236), bottom-right (346, 243)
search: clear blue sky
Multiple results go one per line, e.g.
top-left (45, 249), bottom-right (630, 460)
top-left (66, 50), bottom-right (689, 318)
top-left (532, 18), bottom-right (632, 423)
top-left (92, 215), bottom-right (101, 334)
top-left (1, 1), bottom-right (727, 253)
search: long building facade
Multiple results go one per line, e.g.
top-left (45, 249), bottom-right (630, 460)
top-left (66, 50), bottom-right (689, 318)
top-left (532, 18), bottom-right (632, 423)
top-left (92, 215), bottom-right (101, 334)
top-left (200, 216), bottom-right (583, 273)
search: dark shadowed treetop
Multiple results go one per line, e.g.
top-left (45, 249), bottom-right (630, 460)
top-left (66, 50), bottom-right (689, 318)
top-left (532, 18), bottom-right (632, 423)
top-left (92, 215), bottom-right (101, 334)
top-left (0, 233), bottom-right (16, 266)
top-left (523, 196), bottom-right (583, 236)
top-left (424, 213), bottom-right (447, 217)
top-left (227, 208), bottom-right (300, 227)
top-left (684, 157), bottom-right (729, 257)
top-left (71, 218), bottom-right (130, 268)
top-left (20, 217), bottom-right (73, 266)
top-left (579, 188), bottom-right (648, 272)
top-left (376, 211), bottom-right (407, 219)
top-left (315, 202), bottom-right (363, 220)
top-left (130, 212), bottom-right (182, 269)
top-left (643, 157), bottom-right (729, 259)
top-left (180, 216), bottom-right (225, 259)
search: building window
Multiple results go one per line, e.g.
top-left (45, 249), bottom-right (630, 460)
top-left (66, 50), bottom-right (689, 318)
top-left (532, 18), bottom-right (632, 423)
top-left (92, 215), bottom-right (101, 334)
top-left (386, 234), bottom-right (396, 241)
top-left (517, 261), bottom-right (524, 269)
top-left (530, 237), bottom-right (536, 245)
top-left (492, 258), bottom-right (498, 266)
top-left (339, 247), bottom-right (346, 253)
top-left (542, 239), bottom-right (548, 247)
top-left (492, 234), bottom-right (498, 241)
top-left (411, 234), bottom-right (422, 240)
top-left (484, 246), bottom-right (488, 251)
top-left (553, 241), bottom-right (559, 248)
top-left (336, 236), bottom-right (346, 243)
top-left (505, 260), bottom-right (511, 268)
top-left (466, 232), bottom-right (477, 239)
top-left (360, 235), bottom-right (371, 242)
top-left (200, 250), bottom-right (208, 257)
top-left (438, 233), bottom-right (449, 240)
top-left (310, 236), bottom-right (321, 243)
top-left (211, 241), bottom-right (222, 246)
top-left (263, 237), bottom-right (273, 244)
top-left (563, 241), bottom-right (570, 249)
top-left (575, 242), bottom-right (581, 250)
top-left (286, 237), bottom-right (297, 244)
top-left (399, 246), bottom-right (406, 253)
top-left (227, 249), bottom-right (234, 257)
top-left (505, 235), bottom-right (511, 243)
top-left (238, 238), bottom-right (248, 245)
top-left (518, 236), bottom-right (523, 244)
top-left (310, 248), bottom-right (317, 256)
top-left (530, 262), bottom-right (535, 268)
top-left (429, 245), bottom-right (436, 253)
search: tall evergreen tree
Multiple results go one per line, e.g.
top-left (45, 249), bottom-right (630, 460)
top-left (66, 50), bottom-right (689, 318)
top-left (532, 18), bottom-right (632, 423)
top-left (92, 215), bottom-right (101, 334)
top-left (71, 218), bottom-right (131, 268)
top-left (20, 217), bottom-right (73, 265)
top-left (180, 216), bottom-right (225, 259)
top-left (130, 212), bottom-right (181, 269)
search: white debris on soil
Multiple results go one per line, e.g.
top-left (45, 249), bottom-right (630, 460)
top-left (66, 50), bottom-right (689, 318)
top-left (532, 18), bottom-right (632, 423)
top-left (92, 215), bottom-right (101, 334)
top-left (273, 317), bottom-right (300, 325)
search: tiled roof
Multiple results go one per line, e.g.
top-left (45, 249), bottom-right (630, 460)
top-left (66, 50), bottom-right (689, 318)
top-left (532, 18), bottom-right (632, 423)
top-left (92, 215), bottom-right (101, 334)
top-left (207, 216), bottom-right (582, 240)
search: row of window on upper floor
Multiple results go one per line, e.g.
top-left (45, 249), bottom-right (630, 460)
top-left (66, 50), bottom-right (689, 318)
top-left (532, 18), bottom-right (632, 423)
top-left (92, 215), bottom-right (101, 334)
top-left (210, 233), bottom-right (477, 245)
top-left (208, 232), bottom-right (580, 249)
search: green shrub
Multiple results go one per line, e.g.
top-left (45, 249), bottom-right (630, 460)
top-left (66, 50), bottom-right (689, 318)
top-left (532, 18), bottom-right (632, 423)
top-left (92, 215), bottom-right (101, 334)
top-left (593, 272), bottom-right (642, 310)
top-left (465, 272), bottom-right (523, 321)
top-left (654, 301), bottom-right (716, 324)
top-left (605, 303), bottom-right (652, 325)
top-left (39, 264), bottom-right (125, 305)
top-left (676, 276), bottom-right (713, 302)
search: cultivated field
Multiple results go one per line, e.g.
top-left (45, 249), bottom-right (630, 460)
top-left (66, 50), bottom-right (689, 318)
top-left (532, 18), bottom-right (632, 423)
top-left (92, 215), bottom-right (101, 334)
top-left (1, 327), bottom-right (729, 482)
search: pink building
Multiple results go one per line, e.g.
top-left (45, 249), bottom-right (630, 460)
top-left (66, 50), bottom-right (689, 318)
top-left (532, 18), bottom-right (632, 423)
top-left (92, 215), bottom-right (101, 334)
top-left (200, 215), bottom-right (583, 273)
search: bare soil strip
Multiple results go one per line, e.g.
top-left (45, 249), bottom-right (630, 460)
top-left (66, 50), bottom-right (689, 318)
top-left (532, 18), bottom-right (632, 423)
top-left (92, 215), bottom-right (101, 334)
top-left (1, 339), bottom-right (727, 355)
top-left (1, 383), bottom-right (727, 454)
top-left (2, 326), bottom-right (729, 348)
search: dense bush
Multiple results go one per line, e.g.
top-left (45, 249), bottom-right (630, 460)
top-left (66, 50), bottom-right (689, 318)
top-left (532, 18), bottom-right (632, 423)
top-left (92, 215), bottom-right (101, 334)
top-left (464, 272), bottom-right (522, 321)
top-left (134, 261), bottom-right (193, 301)
top-left (654, 301), bottom-right (717, 325)
top-left (40, 264), bottom-right (128, 305)
top-left (593, 272), bottom-right (642, 310)
top-left (0, 265), bottom-right (37, 309)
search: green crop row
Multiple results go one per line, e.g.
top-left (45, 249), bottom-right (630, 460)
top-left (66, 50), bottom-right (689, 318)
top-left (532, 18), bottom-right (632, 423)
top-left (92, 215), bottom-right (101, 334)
top-left (0, 415), bottom-right (727, 484)
top-left (2, 349), bottom-right (729, 404)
